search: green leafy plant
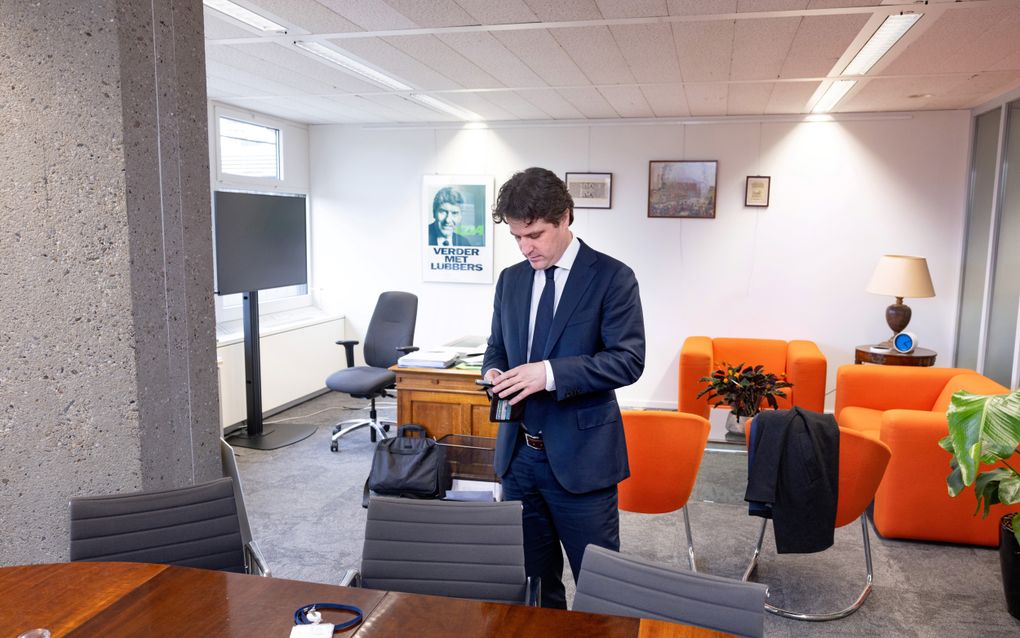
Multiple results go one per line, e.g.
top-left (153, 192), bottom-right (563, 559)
top-left (696, 362), bottom-right (792, 418)
top-left (939, 388), bottom-right (1020, 544)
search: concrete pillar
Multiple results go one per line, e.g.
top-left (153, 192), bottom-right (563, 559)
top-left (0, 0), bottom-right (219, 564)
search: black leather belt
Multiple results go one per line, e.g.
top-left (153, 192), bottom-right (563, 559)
top-left (523, 432), bottom-right (544, 450)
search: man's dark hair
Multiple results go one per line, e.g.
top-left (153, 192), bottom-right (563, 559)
top-left (433, 187), bottom-right (465, 217)
top-left (492, 167), bottom-right (574, 226)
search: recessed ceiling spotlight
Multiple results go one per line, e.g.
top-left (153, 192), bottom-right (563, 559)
top-left (908, 93), bottom-right (935, 99)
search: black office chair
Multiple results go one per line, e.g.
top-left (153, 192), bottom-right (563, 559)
top-left (574, 545), bottom-right (767, 638)
top-left (326, 291), bottom-right (418, 452)
top-left (346, 496), bottom-right (538, 605)
top-left (69, 476), bottom-right (269, 575)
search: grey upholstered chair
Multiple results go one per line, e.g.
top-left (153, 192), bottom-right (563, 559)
top-left (351, 496), bottom-right (537, 605)
top-left (325, 291), bottom-right (418, 452)
top-left (69, 475), bottom-right (268, 576)
top-left (573, 545), bottom-right (767, 638)
top-left (219, 438), bottom-right (270, 575)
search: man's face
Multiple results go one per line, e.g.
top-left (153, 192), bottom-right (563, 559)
top-left (508, 214), bottom-right (572, 270)
top-left (435, 203), bottom-right (462, 239)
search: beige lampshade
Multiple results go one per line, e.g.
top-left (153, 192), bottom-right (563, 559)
top-left (866, 255), bottom-right (935, 298)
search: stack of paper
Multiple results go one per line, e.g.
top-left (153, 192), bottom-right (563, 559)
top-left (397, 348), bottom-right (460, 368)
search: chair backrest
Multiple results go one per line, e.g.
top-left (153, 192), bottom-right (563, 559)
top-left (618, 410), bottom-right (710, 514)
top-left (361, 497), bottom-right (527, 603)
top-left (69, 477), bottom-right (246, 573)
top-left (574, 545), bottom-right (767, 638)
top-left (931, 373), bottom-right (1010, 413)
top-left (835, 427), bottom-right (891, 528)
top-left (219, 438), bottom-right (254, 545)
top-left (712, 337), bottom-right (789, 375)
top-left (363, 291), bottom-right (418, 369)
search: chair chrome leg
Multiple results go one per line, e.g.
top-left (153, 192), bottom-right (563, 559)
top-left (681, 505), bottom-right (697, 572)
top-left (741, 517), bottom-right (768, 582)
top-left (745, 515), bottom-right (875, 621)
top-left (329, 419), bottom-right (389, 452)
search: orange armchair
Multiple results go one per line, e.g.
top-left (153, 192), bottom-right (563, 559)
top-left (835, 364), bottom-right (1015, 546)
top-left (678, 337), bottom-right (826, 418)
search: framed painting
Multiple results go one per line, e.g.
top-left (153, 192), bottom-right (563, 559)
top-left (565, 172), bottom-right (612, 209)
top-left (745, 175), bottom-right (771, 207)
top-left (647, 160), bottom-right (718, 219)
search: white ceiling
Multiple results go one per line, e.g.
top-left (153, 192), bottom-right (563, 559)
top-left (204, 0), bottom-right (1020, 124)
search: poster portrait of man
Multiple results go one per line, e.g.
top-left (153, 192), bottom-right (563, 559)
top-left (422, 176), bottom-right (493, 284)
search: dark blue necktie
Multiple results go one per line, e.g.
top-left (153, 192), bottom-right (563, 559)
top-left (529, 266), bottom-right (557, 363)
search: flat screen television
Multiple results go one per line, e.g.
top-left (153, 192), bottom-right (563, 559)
top-left (213, 191), bottom-right (308, 295)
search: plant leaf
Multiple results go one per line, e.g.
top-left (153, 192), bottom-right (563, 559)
top-left (944, 389), bottom-right (1020, 487)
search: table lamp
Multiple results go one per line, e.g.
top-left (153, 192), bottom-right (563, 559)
top-left (866, 254), bottom-right (935, 347)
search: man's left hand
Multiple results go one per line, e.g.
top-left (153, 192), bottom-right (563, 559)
top-left (492, 362), bottom-right (547, 405)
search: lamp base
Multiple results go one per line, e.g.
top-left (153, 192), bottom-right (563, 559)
top-left (886, 298), bottom-right (912, 334)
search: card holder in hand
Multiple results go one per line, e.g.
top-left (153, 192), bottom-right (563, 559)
top-left (489, 392), bottom-right (524, 422)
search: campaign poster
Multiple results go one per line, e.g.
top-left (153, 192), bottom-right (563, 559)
top-left (422, 175), bottom-right (494, 284)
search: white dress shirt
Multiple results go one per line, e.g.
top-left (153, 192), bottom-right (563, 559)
top-left (527, 234), bottom-right (580, 391)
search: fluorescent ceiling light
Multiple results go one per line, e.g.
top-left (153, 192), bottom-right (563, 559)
top-left (203, 0), bottom-right (287, 33)
top-left (812, 80), bottom-right (856, 114)
top-left (408, 94), bottom-right (482, 121)
top-left (293, 41), bottom-right (412, 92)
top-left (842, 13), bottom-right (921, 76)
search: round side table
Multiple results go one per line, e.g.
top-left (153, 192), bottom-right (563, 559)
top-left (854, 345), bottom-right (937, 367)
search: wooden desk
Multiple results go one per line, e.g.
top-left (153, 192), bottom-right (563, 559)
top-left (0, 563), bottom-right (725, 637)
top-left (854, 345), bottom-right (937, 367)
top-left (393, 366), bottom-right (496, 439)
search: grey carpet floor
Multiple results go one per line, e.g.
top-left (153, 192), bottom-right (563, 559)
top-left (233, 391), bottom-right (1020, 637)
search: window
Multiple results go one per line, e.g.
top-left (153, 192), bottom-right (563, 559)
top-left (218, 117), bottom-right (280, 179)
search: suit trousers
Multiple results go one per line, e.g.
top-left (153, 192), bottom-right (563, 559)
top-left (500, 433), bottom-right (620, 608)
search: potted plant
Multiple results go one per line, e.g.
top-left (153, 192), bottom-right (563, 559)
top-left (939, 388), bottom-right (1020, 619)
top-left (696, 362), bottom-right (792, 434)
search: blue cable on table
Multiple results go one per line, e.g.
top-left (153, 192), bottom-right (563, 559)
top-left (294, 603), bottom-right (364, 632)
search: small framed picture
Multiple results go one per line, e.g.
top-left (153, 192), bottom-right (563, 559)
top-left (745, 175), bottom-right (771, 207)
top-left (565, 172), bottom-right (613, 209)
top-left (648, 160), bottom-right (718, 218)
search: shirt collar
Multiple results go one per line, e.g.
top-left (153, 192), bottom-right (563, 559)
top-left (553, 234), bottom-right (580, 272)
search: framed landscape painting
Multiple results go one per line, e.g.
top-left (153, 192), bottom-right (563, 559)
top-left (647, 160), bottom-right (718, 219)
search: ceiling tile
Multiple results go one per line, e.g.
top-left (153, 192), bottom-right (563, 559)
top-left (208, 43), bottom-right (381, 95)
top-left (203, 11), bottom-right (256, 39)
top-left (456, 0), bottom-right (539, 24)
top-left (473, 90), bottom-right (554, 119)
top-left (518, 89), bottom-right (586, 119)
top-left (524, 0), bottom-right (603, 22)
top-left (360, 93), bottom-right (460, 121)
top-left (641, 84), bottom-right (692, 117)
top-left (737, 0), bottom-right (808, 11)
top-left (667, 0), bottom-right (736, 16)
top-left (383, 0), bottom-right (478, 27)
top-left (837, 72), bottom-right (1020, 112)
top-left (882, 5), bottom-right (1012, 75)
top-left (328, 37), bottom-right (462, 90)
top-left (243, 0), bottom-right (361, 33)
top-left (780, 14), bottom-right (869, 78)
top-left (806, 1), bottom-right (876, 8)
top-left (439, 92), bottom-right (519, 121)
top-left (437, 31), bottom-right (549, 87)
top-left (727, 83), bottom-right (773, 115)
top-left (685, 83), bottom-right (728, 116)
top-left (673, 20), bottom-right (734, 83)
top-left (382, 35), bottom-right (504, 88)
top-left (764, 81), bottom-right (818, 113)
top-left (595, 0), bottom-right (668, 19)
top-left (598, 85), bottom-right (655, 117)
top-left (551, 26), bottom-right (635, 84)
top-left (491, 29), bottom-right (590, 86)
top-left (559, 87), bottom-right (619, 118)
top-left (611, 23), bottom-right (683, 84)
top-left (315, 0), bottom-right (417, 30)
top-left (731, 17), bottom-right (801, 81)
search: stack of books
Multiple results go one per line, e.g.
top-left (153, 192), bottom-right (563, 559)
top-left (397, 348), bottom-right (460, 369)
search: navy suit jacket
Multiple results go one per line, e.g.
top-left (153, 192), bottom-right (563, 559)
top-left (483, 239), bottom-right (645, 494)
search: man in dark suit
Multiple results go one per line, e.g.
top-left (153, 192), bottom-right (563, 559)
top-left (482, 167), bottom-right (645, 608)
top-left (428, 186), bottom-right (478, 246)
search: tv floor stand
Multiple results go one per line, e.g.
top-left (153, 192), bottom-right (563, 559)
top-left (225, 290), bottom-right (316, 450)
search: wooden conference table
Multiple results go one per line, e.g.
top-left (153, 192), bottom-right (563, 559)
top-left (0, 562), bottom-right (727, 637)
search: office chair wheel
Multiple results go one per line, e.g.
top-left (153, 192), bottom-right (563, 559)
top-left (330, 440), bottom-right (339, 453)
top-left (383, 423), bottom-right (391, 432)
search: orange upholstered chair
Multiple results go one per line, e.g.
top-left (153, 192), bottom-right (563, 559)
top-left (835, 364), bottom-right (1015, 546)
top-left (619, 410), bottom-right (710, 571)
top-left (678, 337), bottom-right (827, 418)
top-left (743, 425), bottom-right (891, 621)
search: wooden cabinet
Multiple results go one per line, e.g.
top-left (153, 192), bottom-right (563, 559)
top-left (392, 366), bottom-right (497, 439)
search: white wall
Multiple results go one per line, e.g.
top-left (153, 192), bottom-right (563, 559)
top-left (310, 111), bottom-right (971, 410)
